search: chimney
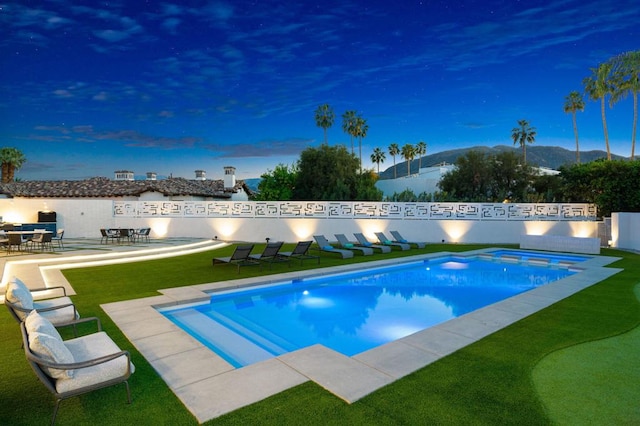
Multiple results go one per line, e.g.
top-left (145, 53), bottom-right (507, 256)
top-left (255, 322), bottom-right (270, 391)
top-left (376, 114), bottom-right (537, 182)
top-left (195, 170), bottom-right (206, 181)
top-left (223, 166), bottom-right (236, 189)
top-left (114, 170), bottom-right (134, 181)
top-left (146, 172), bottom-right (157, 181)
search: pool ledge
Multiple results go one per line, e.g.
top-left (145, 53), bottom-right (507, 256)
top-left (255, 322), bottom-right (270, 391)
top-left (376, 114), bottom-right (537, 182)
top-left (100, 250), bottom-right (621, 423)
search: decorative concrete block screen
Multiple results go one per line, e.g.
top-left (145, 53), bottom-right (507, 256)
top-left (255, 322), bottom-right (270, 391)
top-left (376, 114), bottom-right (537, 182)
top-left (113, 202), bottom-right (596, 221)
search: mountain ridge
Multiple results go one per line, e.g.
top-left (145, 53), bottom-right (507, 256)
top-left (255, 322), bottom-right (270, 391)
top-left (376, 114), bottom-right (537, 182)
top-left (377, 145), bottom-right (626, 180)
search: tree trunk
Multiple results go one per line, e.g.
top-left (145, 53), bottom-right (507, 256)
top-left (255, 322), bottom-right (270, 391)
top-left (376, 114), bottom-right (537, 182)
top-left (573, 111), bottom-right (580, 163)
top-left (1, 163), bottom-right (8, 183)
top-left (601, 98), bottom-right (611, 160)
top-left (632, 91), bottom-right (637, 160)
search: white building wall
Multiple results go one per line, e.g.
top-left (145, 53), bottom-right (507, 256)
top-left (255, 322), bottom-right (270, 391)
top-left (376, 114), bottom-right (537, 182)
top-left (611, 212), bottom-right (640, 251)
top-left (0, 199), bottom-right (601, 244)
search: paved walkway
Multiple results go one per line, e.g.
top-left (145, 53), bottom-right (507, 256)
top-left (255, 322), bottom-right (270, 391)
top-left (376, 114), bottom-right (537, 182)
top-left (2, 242), bottom-right (622, 423)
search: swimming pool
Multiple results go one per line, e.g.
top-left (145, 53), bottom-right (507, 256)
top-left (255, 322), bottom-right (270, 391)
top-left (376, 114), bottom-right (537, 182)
top-left (161, 255), bottom-right (578, 368)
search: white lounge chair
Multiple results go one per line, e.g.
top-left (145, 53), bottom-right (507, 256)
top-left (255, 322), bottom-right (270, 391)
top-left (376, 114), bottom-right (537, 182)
top-left (375, 232), bottom-right (410, 250)
top-left (353, 233), bottom-right (391, 253)
top-left (334, 234), bottom-right (373, 255)
top-left (390, 230), bottom-right (426, 248)
top-left (21, 310), bottom-right (134, 425)
top-left (313, 235), bottom-right (354, 259)
top-left (4, 277), bottom-right (79, 326)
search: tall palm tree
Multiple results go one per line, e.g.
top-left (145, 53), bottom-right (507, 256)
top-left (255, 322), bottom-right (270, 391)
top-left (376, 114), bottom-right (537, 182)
top-left (314, 104), bottom-right (334, 145)
top-left (415, 140), bottom-right (427, 170)
top-left (354, 115), bottom-right (368, 173)
top-left (583, 61), bottom-right (614, 160)
top-left (0, 147), bottom-right (26, 183)
top-left (341, 110), bottom-right (357, 154)
top-left (563, 91), bottom-right (585, 163)
top-left (401, 143), bottom-right (416, 176)
top-left (388, 143), bottom-right (399, 179)
top-left (611, 50), bottom-right (640, 160)
top-left (511, 119), bottom-right (536, 164)
top-left (370, 147), bottom-right (385, 174)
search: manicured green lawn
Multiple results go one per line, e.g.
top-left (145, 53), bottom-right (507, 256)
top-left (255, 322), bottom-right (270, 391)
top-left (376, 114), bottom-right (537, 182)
top-left (1, 244), bottom-right (638, 425)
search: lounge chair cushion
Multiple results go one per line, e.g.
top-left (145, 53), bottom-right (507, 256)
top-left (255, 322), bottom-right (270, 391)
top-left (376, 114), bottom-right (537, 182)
top-left (5, 280), bottom-right (34, 317)
top-left (344, 243), bottom-right (354, 248)
top-left (25, 310), bottom-right (63, 341)
top-left (322, 245), bottom-right (333, 250)
top-left (29, 331), bottom-right (75, 380)
top-left (384, 240), bottom-right (392, 244)
top-left (57, 332), bottom-right (135, 394)
top-left (31, 297), bottom-right (79, 325)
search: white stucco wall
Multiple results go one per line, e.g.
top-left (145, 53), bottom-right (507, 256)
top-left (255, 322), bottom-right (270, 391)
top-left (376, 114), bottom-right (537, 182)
top-left (0, 199), bottom-right (601, 245)
top-left (611, 212), bottom-right (640, 251)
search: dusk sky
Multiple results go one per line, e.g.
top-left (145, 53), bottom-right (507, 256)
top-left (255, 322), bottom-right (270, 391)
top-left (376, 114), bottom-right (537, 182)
top-left (1, 0), bottom-right (639, 181)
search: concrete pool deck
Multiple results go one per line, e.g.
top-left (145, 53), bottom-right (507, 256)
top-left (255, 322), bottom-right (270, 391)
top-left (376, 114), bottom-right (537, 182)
top-left (98, 248), bottom-right (620, 423)
top-left (0, 241), bottom-right (622, 423)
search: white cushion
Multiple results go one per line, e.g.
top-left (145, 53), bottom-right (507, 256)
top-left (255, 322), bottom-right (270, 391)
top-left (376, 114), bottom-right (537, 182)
top-left (56, 332), bottom-right (134, 393)
top-left (25, 310), bottom-right (63, 341)
top-left (29, 332), bottom-right (75, 379)
top-left (5, 281), bottom-right (34, 318)
top-left (32, 297), bottom-right (79, 325)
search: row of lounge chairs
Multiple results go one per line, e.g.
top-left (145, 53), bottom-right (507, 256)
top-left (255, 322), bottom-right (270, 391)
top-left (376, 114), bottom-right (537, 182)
top-left (212, 240), bottom-right (320, 273)
top-left (315, 231), bottom-right (425, 258)
top-left (211, 231), bottom-right (426, 272)
top-left (4, 277), bottom-right (134, 424)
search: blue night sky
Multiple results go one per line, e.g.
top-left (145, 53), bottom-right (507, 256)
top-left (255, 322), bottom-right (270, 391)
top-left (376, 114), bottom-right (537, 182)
top-left (1, 1), bottom-right (639, 181)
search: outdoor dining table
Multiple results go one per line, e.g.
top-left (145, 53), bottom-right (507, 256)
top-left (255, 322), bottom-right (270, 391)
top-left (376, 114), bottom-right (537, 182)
top-left (2, 230), bottom-right (53, 253)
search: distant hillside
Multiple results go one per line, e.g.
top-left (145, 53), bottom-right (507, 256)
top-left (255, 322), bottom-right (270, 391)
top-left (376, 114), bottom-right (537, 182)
top-left (378, 145), bottom-right (626, 180)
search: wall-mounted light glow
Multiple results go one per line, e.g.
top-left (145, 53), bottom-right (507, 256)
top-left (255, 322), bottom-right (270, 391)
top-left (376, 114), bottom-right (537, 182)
top-left (524, 221), bottom-right (554, 236)
top-left (288, 219), bottom-right (318, 240)
top-left (148, 218), bottom-right (171, 238)
top-left (437, 221), bottom-right (472, 243)
top-left (568, 221), bottom-right (595, 238)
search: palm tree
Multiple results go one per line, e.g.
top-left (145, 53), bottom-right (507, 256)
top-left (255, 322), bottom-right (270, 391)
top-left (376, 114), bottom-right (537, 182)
top-left (415, 140), bottom-right (427, 170)
top-left (611, 50), bottom-right (640, 159)
top-left (370, 147), bottom-right (385, 174)
top-left (388, 143), bottom-right (399, 179)
top-left (511, 119), bottom-right (536, 164)
top-left (401, 143), bottom-right (416, 176)
top-left (583, 61), bottom-right (614, 160)
top-left (341, 110), bottom-right (358, 154)
top-left (314, 104), bottom-right (334, 145)
top-left (0, 147), bottom-right (26, 183)
top-left (354, 115), bottom-right (368, 173)
top-left (563, 91), bottom-right (585, 163)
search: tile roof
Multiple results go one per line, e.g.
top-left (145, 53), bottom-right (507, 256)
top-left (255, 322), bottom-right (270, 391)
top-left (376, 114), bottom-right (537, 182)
top-left (0, 177), bottom-right (247, 198)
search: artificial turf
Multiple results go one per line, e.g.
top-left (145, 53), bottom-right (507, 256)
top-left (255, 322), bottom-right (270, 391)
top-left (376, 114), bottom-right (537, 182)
top-left (1, 244), bottom-right (638, 425)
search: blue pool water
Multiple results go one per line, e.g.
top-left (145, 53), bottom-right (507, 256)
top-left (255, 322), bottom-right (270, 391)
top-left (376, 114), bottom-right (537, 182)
top-left (161, 255), bottom-right (577, 368)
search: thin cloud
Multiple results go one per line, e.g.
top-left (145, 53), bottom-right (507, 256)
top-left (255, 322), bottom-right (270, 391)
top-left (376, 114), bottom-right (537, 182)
top-left (203, 138), bottom-right (315, 158)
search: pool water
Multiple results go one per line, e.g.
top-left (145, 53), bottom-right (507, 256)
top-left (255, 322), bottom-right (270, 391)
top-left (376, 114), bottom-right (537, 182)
top-left (161, 255), bottom-right (578, 368)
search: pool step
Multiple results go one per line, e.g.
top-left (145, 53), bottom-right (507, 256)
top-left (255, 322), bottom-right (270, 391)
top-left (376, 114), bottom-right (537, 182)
top-left (167, 309), bottom-right (284, 367)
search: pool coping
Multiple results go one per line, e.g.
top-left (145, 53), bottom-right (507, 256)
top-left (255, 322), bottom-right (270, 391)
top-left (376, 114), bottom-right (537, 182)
top-left (100, 248), bottom-right (622, 423)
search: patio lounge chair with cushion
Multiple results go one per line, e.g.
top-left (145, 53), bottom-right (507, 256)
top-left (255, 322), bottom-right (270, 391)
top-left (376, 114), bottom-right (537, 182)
top-left (390, 230), bottom-right (426, 248)
top-left (278, 241), bottom-right (320, 264)
top-left (375, 232), bottom-right (411, 251)
top-left (313, 235), bottom-right (354, 259)
top-left (4, 277), bottom-right (79, 326)
top-left (353, 233), bottom-right (391, 253)
top-left (335, 234), bottom-right (373, 256)
top-left (212, 244), bottom-right (259, 273)
top-left (249, 241), bottom-right (290, 270)
top-left (21, 310), bottom-right (134, 425)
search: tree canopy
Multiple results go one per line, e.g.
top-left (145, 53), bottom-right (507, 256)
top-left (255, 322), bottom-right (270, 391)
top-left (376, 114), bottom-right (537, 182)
top-left (293, 144), bottom-right (381, 201)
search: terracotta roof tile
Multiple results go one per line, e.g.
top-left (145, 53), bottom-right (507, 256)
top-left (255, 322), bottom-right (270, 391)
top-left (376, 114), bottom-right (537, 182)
top-left (0, 177), bottom-right (244, 199)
